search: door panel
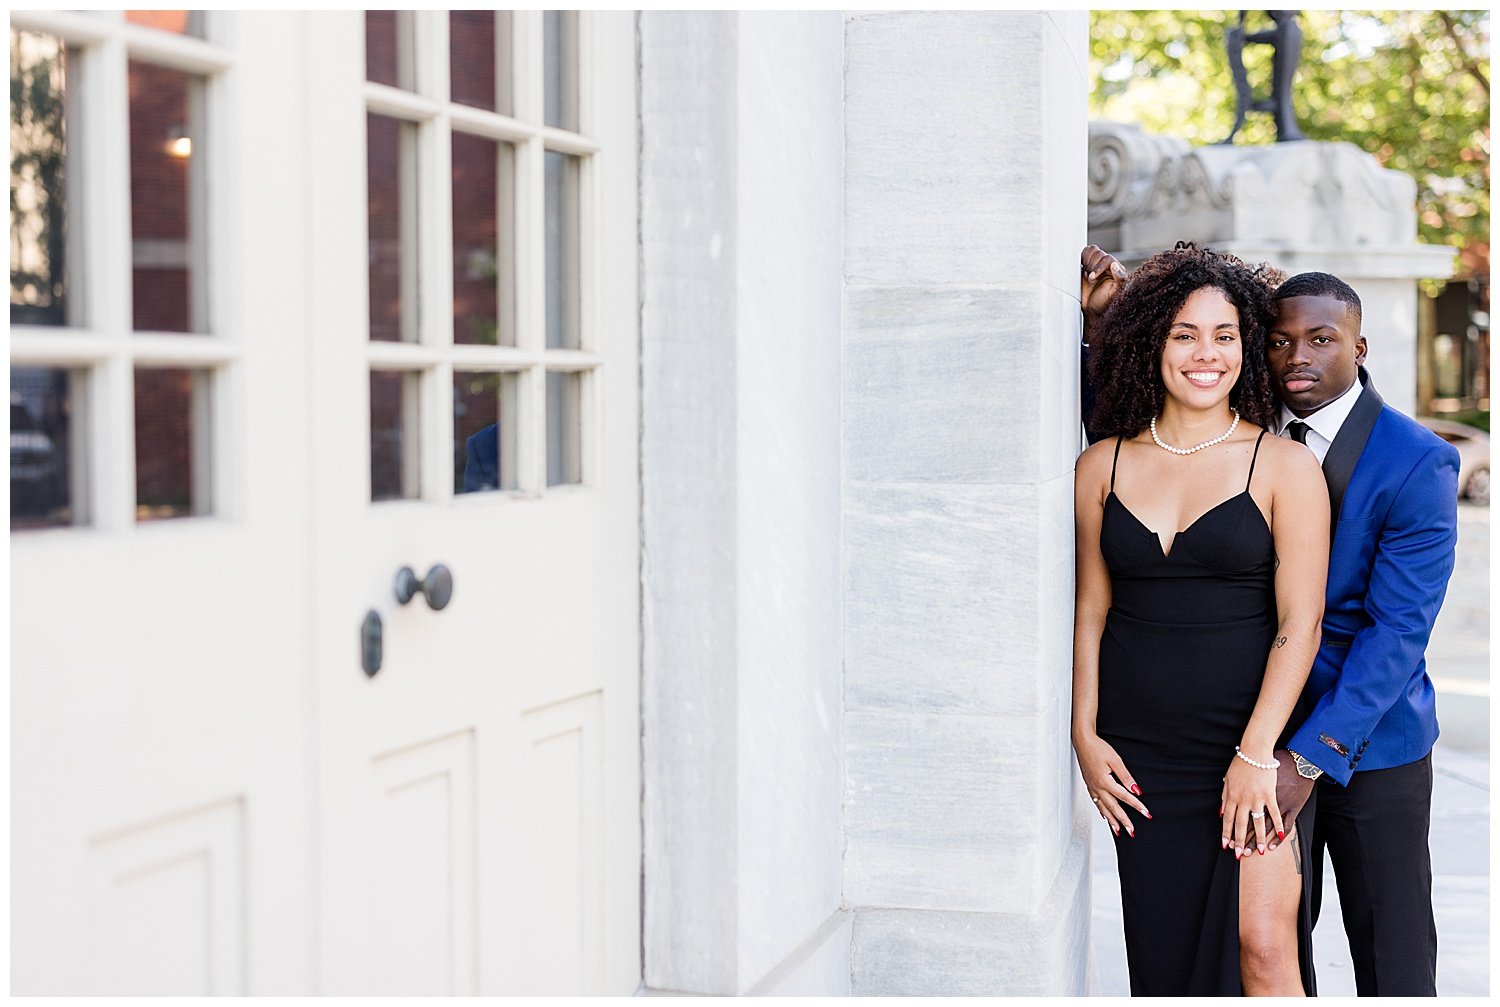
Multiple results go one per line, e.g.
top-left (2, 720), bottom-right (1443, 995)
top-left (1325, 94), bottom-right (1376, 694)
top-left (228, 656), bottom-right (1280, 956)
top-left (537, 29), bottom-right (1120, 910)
top-left (306, 11), bottom-right (641, 995)
top-left (12, 12), bottom-right (640, 995)
top-left (10, 11), bottom-right (316, 994)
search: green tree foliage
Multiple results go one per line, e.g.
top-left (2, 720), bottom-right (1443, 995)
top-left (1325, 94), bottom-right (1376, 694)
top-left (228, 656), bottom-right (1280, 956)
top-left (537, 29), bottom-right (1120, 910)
top-left (1091, 11), bottom-right (1490, 279)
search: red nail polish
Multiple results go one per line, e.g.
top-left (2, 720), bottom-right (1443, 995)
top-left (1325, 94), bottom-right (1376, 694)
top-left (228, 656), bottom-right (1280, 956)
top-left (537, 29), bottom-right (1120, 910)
top-left (1144, 811), bottom-right (1152, 820)
top-left (1259, 846), bottom-right (1266, 856)
top-left (1277, 830), bottom-right (1286, 841)
top-left (1218, 805), bottom-right (1224, 817)
top-left (1221, 836), bottom-right (1229, 849)
top-left (1130, 784), bottom-right (1142, 796)
top-left (1127, 828), bottom-right (1135, 838)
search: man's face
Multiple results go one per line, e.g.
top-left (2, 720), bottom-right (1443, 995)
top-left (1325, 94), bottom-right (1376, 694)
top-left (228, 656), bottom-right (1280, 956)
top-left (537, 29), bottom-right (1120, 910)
top-left (1266, 294), bottom-right (1368, 417)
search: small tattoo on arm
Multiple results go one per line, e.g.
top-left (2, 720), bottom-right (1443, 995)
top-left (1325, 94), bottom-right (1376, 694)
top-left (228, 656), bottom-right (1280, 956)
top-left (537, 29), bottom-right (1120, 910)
top-left (1273, 636), bottom-right (1288, 649)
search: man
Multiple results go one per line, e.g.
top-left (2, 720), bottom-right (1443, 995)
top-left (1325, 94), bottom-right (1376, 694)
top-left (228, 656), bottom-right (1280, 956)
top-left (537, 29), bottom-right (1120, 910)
top-left (1079, 247), bottom-right (1460, 995)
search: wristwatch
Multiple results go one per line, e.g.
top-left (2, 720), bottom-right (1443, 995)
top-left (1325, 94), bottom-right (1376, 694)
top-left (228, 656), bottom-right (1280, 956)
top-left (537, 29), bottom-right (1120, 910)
top-left (1288, 749), bottom-right (1324, 781)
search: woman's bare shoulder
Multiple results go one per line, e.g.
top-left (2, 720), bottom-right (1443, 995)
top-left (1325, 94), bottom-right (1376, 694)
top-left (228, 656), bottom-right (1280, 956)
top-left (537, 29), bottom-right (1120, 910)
top-left (1075, 436), bottom-right (1124, 501)
top-left (1254, 431), bottom-right (1326, 489)
top-left (1076, 436), bottom-right (1122, 474)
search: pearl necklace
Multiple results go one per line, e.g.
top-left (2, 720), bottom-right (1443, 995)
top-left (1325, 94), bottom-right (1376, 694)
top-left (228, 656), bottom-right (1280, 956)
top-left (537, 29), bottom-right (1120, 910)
top-left (1150, 410), bottom-right (1240, 455)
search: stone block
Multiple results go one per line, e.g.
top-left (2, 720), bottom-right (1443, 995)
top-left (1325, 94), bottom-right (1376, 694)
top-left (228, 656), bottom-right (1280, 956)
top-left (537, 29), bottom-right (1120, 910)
top-left (843, 481), bottom-right (1047, 718)
top-left (1041, 15), bottom-right (1089, 302)
top-left (844, 709), bottom-right (1038, 912)
top-left (844, 285), bottom-right (1048, 485)
top-left (845, 12), bottom-right (1045, 286)
top-left (1040, 287), bottom-right (1084, 483)
top-left (849, 825), bottom-right (1091, 994)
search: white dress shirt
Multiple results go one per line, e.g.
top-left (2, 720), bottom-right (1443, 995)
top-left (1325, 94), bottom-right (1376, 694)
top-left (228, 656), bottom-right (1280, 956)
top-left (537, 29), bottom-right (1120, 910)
top-left (1274, 377), bottom-right (1364, 464)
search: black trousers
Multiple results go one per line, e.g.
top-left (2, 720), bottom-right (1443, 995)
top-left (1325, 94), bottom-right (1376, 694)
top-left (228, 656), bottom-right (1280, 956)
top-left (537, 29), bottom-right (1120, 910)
top-left (1310, 752), bottom-right (1438, 996)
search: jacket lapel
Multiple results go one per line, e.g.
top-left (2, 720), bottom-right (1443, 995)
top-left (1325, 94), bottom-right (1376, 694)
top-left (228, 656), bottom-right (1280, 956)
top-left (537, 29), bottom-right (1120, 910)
top-left (1321, 367), bottom-right (1384, 536)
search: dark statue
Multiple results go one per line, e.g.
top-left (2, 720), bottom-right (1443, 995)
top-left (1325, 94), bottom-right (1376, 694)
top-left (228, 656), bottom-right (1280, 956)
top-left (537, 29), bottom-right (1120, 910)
top-left (1220, 10), bottom-right (1307, 143)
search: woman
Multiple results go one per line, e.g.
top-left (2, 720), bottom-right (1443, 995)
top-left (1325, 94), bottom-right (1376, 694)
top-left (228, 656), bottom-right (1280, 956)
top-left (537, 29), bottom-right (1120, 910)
top-left (1071, 243), bottom-right (1329, 995)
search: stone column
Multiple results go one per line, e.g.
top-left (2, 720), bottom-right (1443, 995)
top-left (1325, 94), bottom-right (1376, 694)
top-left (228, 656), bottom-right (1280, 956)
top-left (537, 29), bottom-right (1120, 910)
top-left (841, 12), bottom-right (1092, 995)
top-left (1087, 122), bottom-right (1456, 415)
top-left (639, 12), bottom-right (848, 996)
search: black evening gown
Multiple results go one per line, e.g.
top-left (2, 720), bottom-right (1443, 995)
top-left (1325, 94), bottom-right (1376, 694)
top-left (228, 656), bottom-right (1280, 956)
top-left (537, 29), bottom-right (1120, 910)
top-left (1095, 431), bottom-right (1316, 995)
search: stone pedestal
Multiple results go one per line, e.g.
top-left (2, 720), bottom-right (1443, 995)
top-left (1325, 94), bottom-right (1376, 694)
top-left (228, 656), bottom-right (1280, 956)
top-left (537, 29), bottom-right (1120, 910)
top-left (1088, 121), bottom-right (1455, 416)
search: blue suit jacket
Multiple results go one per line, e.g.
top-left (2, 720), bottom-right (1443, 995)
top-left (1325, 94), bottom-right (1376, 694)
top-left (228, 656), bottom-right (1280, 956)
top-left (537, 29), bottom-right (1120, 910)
top-left (1285, 372), bottom-right (1460, 785)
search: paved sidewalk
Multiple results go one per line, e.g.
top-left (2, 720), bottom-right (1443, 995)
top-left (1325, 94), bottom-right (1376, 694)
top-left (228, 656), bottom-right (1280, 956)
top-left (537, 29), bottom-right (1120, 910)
top-left (1088, 504), bottom-right (1490, 996)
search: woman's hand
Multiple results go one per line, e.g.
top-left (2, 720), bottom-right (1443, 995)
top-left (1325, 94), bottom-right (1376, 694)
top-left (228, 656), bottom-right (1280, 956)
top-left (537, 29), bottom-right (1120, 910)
top-left (1074, 733), bottom-right (1151, 837)
top-left (1080, 246), bottom-right (1128, 326)
top-left (1220, 751), bottom-right (1283, 859)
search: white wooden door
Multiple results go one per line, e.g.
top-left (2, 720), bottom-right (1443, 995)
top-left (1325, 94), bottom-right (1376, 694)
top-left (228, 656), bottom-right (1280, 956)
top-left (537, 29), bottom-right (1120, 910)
top-left (303, 12), bottom-right (641, 995)
top-left (10, 11), bottom-right (317, 993)
top-left (11, 10), bottom-right (641, 996)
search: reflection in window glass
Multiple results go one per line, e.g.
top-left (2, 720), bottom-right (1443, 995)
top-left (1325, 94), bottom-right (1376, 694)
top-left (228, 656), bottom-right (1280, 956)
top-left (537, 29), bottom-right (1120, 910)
top-left (449, 12), bottom-right (511, 114)
top-left (365, 11), bottom-right (414, 90)
top-left (370, 370), bottom-right (420, 501)
top-left (454, 370), bottom-right (518, 494)
top-left (368, 114), bottom-right (417, 343)
top-left (452, 133), bottom-right (514, 346)
top-left (545, 151), bottom-right (580, 349)
top-left (10, 30), bottom-right (73, 328)
top-left (124, 11), bottom-right (205, 37)
top-left (542, 11), bottom-right (577, 130)
top-left (11, 367), bottom-right (82, 529)
top-left (129, 61), bottom-right (208, 334)
top-left (135, 367), bottom-right (211, 520)
top-left (546, 370), bottom-right (581, 486)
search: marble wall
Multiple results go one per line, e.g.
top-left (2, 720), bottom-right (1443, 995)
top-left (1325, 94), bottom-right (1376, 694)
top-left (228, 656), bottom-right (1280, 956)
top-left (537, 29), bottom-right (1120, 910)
top-left (640, 11), bottom-right (847, 996)
top-left (841, 11), bottom-right (1092, 994)
top-left (641, 10), bottom-right (1092, 996)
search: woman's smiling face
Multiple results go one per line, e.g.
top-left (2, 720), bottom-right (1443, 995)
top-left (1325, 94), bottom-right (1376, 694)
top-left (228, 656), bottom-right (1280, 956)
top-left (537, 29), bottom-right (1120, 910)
top-left (1159, 286), bottom-right (1243, 410)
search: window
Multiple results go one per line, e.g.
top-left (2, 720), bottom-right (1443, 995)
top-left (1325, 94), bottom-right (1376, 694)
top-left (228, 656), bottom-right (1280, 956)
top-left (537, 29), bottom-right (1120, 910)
top-left (10, 12), bottom-right (233, 530)
top-left (362, 12), bottom-right (598, 502)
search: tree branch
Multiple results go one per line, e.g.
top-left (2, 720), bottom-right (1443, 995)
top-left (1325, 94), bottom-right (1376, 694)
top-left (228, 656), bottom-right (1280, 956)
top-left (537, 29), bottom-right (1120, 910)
top-left (1438, 11), bottom-right (1490, 96)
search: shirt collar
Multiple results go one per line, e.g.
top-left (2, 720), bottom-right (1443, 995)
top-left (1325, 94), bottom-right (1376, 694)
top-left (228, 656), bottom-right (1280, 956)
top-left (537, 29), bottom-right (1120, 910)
top-left (1278, 374), bottom-right (1364, 442)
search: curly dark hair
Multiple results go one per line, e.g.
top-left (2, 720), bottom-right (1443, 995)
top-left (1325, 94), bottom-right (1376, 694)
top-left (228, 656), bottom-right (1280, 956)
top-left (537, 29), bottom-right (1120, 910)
top-left (1087, 242), bottom-right (1284, 439)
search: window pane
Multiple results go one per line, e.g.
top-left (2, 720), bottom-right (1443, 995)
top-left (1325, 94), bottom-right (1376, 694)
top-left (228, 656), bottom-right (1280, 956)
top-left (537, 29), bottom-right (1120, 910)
top-left (371, 370), bottom-right (420, 501)
top-left (543, 11), bottom-right (578, 131)
top-left (129, 62), bottom-right (208, 334)
top-left (452, 132), bottom-right (514, 346)
top-left (449, 12), bottom-right (511, 114)
top-left (365, 11), bottom-right (414, 90)
top-left (546, 370), bottom-right (581, 487)
top-left (135, 367), bottom-right (212, 520)
top-left (368, 114), bottom-right (418, 343)
top-left (11, 366), bottom-right (83, 529)
top-left (10, 30), bottom-right (74, 328)
top-left (125, 11), bottom-right (206, 37)
top-left (545, 151), bottom-right (581, 349)
top-left (454, 370), bottom-right (518, 494)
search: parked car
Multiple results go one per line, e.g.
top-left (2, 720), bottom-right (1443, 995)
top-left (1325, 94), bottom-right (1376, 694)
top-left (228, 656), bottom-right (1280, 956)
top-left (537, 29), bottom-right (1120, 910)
top-left (1419, 417), bottom-right (1489, 506)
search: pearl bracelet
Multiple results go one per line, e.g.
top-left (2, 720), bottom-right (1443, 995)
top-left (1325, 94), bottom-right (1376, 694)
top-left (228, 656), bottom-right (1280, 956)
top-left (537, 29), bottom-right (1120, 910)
top-left (1234, 746), bottom-right (1280, 771)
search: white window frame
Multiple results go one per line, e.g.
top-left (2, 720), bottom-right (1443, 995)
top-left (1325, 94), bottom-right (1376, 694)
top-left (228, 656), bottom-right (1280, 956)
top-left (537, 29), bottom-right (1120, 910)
top-left (10, 10), bottom-right (240, 534)
top-left (362, 11), bottom-right (602, 504)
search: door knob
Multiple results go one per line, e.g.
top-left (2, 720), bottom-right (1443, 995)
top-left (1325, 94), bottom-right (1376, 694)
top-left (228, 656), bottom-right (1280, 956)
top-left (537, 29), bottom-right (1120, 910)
top-left (394, 563), bottom-right (454, 611)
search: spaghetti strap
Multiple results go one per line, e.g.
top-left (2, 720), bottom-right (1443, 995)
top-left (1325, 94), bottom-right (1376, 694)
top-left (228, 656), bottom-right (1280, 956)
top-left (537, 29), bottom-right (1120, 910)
top-left (1246, 428), bottom-right (1270, 490)
top-left (1111, 435), bottom-right (1124, 491)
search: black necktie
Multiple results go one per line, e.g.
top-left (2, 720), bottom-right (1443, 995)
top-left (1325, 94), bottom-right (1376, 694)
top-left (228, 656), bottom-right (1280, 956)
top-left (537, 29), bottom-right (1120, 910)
top-left (1287, 420), bottom-right (1311, 444)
